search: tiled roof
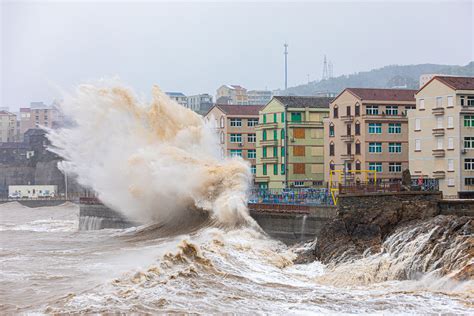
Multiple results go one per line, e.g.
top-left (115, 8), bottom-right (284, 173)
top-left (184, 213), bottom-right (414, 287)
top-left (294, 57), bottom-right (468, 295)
top-left (0, 110), bottom-right (15, 115)
top-left (429, 76), bottom-right (474, 91)
top-left (215, 104), bottom-right (263, 116)
top-left (273, 96), bottom-right (332, 108)
top-left (344, 88), bottom-right (416, 102)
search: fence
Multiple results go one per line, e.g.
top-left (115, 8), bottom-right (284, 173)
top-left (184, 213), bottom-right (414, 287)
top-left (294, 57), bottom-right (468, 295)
top-left (249, 188), bottom-right (333, 206)
top-left (338, 178), bottom-right (439, 195)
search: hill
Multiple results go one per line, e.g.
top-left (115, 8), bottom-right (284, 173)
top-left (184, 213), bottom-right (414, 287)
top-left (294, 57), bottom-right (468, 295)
top-left (280, 62), bottom-right (474, 96)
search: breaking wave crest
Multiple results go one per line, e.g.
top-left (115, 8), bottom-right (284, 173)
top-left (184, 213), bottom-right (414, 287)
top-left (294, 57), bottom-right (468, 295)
top-left (47, 82), bottom-right (254, 228)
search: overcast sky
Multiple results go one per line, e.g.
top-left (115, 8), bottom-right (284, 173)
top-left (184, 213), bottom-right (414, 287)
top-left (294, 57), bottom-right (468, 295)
top-left (1, 0), bottom-right (473, 110)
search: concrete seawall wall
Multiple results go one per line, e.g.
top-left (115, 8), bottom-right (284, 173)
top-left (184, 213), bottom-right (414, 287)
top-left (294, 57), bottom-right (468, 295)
top-left (0, 199), bottom-right (72, 208)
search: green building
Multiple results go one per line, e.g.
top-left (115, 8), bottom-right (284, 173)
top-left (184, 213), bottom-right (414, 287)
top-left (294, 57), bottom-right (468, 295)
top-left (255, 96), bottom-right (331, 189)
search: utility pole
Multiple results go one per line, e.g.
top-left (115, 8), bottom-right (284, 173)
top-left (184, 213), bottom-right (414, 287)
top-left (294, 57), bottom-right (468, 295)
top-left (284, 43), bottom-right (288, 91)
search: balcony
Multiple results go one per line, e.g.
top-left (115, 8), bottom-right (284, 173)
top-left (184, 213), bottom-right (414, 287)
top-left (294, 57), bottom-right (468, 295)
top-left (432, 170), bottom-right (446, 179)
top-left (287, 121), bottom-right (323, 128)
top-left (432, 128), bottom-right (445, 136)
top-left (257, 122), bottom-right (278, 129)
top-left (260, 139), bottom-right (278, 146)
top-left (261, 156), bottom-right (278, 163)
top-left (432, 149), bottom-right (445, 157)
top-left (432, 107), bottom-right (445, 116)
top-left (341, 115), bottom-right (354, 123)
top-left (341, 154), bottom-right (354, 161)
top-left (340, 135), bottom-right (354, 142)
top-left (362, 113), bottom-right (408, 121)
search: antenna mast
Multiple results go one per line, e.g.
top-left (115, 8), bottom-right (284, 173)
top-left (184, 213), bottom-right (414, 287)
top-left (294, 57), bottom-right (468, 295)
top-left (284, 43), bottom-right (288, 91)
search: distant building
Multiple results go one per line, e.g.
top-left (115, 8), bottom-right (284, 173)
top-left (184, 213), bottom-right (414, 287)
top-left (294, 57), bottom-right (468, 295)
top-left (205, 104), bottom-right (262, 176)
top-left (255, 96), bottom-right (332, 189)
top-left (409, 76), bottom-right (474, 199)
top-left (19, 102), bottom-right (61, 140)
top-left (165, 92), bottom-right (188, 107)
top-left (314, 91), bottom-right (338, 98)
top-left (247, 90), bottom-right (272, 105)
top-left (324, 88), bottom-right (417, 186)
top-left (8, 185), bottom-right (57, 198)
top-left (187, 94), bottom-right (213, 114)
top-left (216, 85), bottom-right (248, 105)
top-left (0, 110), bottom-right (18, 142)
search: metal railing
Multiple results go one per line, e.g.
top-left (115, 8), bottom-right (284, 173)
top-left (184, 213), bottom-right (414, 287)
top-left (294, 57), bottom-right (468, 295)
top-left (338, 178), bottom-right (440, 195)
top-left (249, 188), bottom-right (333, 206)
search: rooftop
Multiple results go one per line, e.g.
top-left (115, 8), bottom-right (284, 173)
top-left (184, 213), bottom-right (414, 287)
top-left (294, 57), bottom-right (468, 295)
top-left (343, 88), bottom-right (416, 102)
top-left (212, 104), bottom-right (263, 116)
top-left (165, 92), bottom-right (186, 97)
top-left (273, 96), bottom-right (333, 108)
top-left (426, 76), bottom-right (474, 91)
top-left (0, 110), bottom-right (15, 115)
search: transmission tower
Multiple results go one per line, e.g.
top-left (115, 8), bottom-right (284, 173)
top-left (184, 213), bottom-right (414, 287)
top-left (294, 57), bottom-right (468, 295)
top-left (328, 61), bottom-right (334, 78)
top-left (322, 55), bottom-right (329, 80)
top-left (284, 43), bottom-right (288, 90)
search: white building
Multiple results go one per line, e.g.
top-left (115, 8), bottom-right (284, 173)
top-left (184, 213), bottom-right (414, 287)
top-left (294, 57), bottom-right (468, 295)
top-left (187, 94), bottom-right (213, 113)
top-left (247, 90), bottom-right (273, 105)
top-left (9, 185), bottom-right (58, 198)
top-left (165, 92), bottom-right (188, 107)
top-left (0, 110), bottom-right (18, 142)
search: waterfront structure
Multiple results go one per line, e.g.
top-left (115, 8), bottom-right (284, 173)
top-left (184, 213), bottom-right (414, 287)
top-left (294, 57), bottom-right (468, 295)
top-left (408, 76), bottom-right (474, 198)
top-left (255, 96), bottom-right (332, 189)
top-left (187, 94), bottom-right (213, 114)
top-left (19, 102), bottom-right (61, 139)
top-left (165, 92), bottom-right (188, 107)
top-left (216, 85), bottom-right (248, 105)
top-left (247, 90), bottom-right (272, 105)
top-left (0, 110), bottom-right (18, 142)
top-left (324, 88), bottom-right (417, 184)
top-left (8, 184), bottom-right (58, 198)
top-left (205, 104), bottom-right (262, 175)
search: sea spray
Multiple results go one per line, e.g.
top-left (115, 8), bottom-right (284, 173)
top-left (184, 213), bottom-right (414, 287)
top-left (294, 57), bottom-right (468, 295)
top-left (47, 83), bottom-right (253, 227)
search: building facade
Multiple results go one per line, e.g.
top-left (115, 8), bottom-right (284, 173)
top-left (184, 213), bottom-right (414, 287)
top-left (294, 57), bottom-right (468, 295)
top-left (247, 90), bottom-right (272, 105)
top-left (255, 96), bottom-right (331, 189)
top-left (205, 104), bottom-right (262, 175)
top-left (408, 76), bottom-right (474, 198)
top-left (19, 102), bottom-right (61, 139)
top-left (216, 85), bottom-right (248, 105)
top-left (165, 92), bottom-right (188, 107)
top-left (324, 88), bottom-right (417, 185)
top-left (0, 110), bottom-right (18, 142)
top-left (187, 94), bottom-right (213, 114)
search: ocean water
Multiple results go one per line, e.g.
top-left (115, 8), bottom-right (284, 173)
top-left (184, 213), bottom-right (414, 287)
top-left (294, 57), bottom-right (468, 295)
top-left (1, 202), bottom-right (472, 314)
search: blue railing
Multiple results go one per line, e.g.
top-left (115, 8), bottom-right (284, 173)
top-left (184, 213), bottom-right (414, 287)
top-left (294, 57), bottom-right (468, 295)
top-left (249, 188), bottom-right (333, 206)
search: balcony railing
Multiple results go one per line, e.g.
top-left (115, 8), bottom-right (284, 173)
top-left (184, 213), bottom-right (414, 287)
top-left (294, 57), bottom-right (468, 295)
top-left (432, 149), bottom-right (445, 157)
top-left (260, 139), bottom-right (278, 146)
top-left (257, 122), bottom-right (278, 129)
top-left (341, 135), bottom-right (354, 142)
top-left (432, 128), bottom-right (445, 136)
top-left (261, 156), bottom-right (278, 163)
top-left (341, 115), bottom-right (354, 122)
top-left (432, 107), bottom-right (445, 116)
top-left (432, 170), bottom-right (446, 179)
top-left (341, 153), bottom-right (354, 161)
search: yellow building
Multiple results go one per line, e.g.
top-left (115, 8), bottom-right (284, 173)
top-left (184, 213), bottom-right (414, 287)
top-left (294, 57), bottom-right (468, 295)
top-left (408, 76), bottom-right (474, 199)
top-left (255, 96), bottom-right (331, 189)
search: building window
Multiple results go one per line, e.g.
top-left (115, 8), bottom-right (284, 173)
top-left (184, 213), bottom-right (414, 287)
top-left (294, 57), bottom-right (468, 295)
top-left (263, 164), bottom-right (267, 175)
top-left (346, 106), bottom-right (351, 116)
top-left (465, 137), bottom-right (474, 149)
top-left (355, 122), bottom-right (360, 135)
top-left (333, 106), bottom-right (338, 118)
top-left (388, 142), bottom-right (402, 153)
top-left (389, 162), bottom-right (402, 173)
top-left (329, 124), bottom-right (335, 137)
top-left (355, 142), bottom-right (361, 155)
top-left (436, 97), bottom-right (443, 108)
top-left (447, 116), bottom-right (454, 129)
top-left (220, 132), bottom-right (225, 144)
top-left (247, 119), bottom-right (258, 127)
top-left (346, 143), bottom-right (352, 155)
top-left (369, 142), bottom-right (382, 153)
top-left (464, 116), bottom-right (474, 127)
top-left (248, 134), bottom-right (256, 143)
top-left (273, 164), bottom-right (278, 175)
top-left (230, 149), bottom-right (242, 157)
top-left (368, 162), bottom-right (383, 172)
top-left (447, 96), bottom-right (454, 107)
top-left (230, 134), bottom-right (242, 143)
top-left (294, 181), bottom-right (305, 187)
top-left (388, 123), bottom-right (401, 134)
top-left (329, 142), bottom-right (335, 156)
top-left (291, 112), bottom-right (302, 122)
top-left (281, 129), bottom-right (285, 140)
top-left (437, 138), bottom-right (444, 149)
top-left (448, 137), bottom-right (454, 150)
top-left (263, 147), bottom-right (267, 158)
top-left (465, 158), bottom-right (474, 170)
top-left (281, 112), bottom-right (285, 123)
top-left (293, 146), bottom-right (305, 156)
top-left (419, 99), bottom-right (425, 110)
top-left (386, 106), bottom-right (398, 115)
top-left (330, 161), bottom-right (335, 170)
top-left (465, 178), bottom-right (474, 186)
top-left (281, 164), bottom-right (285, 175)
top-left (251, 165), bottom-right (256, 174)
top-left (230, 118), bottom-right (242, 127)
top-left (447, 178), bottom-right (455, 187)
top-left (273, 146), bottom-right (278, 157)
top-left (415, 139), bottom-right (421, 151)
top-left (415, 118), bottom-right (421, 131)
top-left (448, 159), bottom-right (454, 171)
top-left (346, 124), bottom-right (351, 136)
top-left (366, 105), bottom-right (379, 115)
top-left (281, 146), bottom-right (285, 157)
top-left (294, 128), bottom-right (305, 139)
top-left (220, 116), bottom-right (225, 128)
top-left (368, 123), bottom-right (382, 134)
top-left (436, 117), bottom-right (443, 128)
top-left (247, 149), bottom-right (256, 159)
top-left (263, 130), bottom-right (267, 141)
top-left (355, 103), bottom-right (360, 116)
top-left (293, 163), bottom-right (305, 174)
top-left (273, 113), bottom-right (277, 123)
top-left (273, 129), bottom-right (277, 140)
top-left (355, 160), bottom-right (361, 171)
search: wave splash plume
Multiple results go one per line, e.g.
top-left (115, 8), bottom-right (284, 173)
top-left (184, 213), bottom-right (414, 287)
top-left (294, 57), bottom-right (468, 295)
top-left (48, 83), bottom-right (253, 227)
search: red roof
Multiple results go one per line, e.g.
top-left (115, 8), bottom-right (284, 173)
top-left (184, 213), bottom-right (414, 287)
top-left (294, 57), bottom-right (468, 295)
top-left (420, 76), bottom-right (474, 92)
top-left (215, 104), bottom-right (263, 116)
top-left (343, 88), bottom-right (416, 102)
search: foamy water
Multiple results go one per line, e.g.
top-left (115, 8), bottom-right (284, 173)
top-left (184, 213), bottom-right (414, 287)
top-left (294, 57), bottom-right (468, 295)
top-left (1, 202), bottom-right (473, 314)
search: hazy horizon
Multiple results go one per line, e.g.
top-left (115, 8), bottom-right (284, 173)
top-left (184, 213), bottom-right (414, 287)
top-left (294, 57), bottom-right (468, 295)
top-left (2, 0), bottom-right (473, 110)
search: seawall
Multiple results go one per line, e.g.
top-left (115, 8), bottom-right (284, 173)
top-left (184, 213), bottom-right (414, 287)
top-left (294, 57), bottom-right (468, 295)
top-left (0, 199), bottom-right (72, 208)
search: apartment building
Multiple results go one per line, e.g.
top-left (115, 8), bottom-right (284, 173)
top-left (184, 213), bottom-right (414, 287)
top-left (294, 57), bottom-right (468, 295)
top-left (408, 76), bottom-right (474, 198)
top-left (247, 90), bottom-right (272, 105)
top-left (0, 111), bottom-right (18, 142)
top-left (216, 85), bottom-right (248, 105)
top-left (19, 102), bottom-right (61, 138)
top-left (255, 96), bottom-right (331, 189)
top-left (205, 104), bottom-right (262, 175)
top-left (187, 94), bottom-right (213, 114)
top-left (324, 88), bottom-right (417, 184)
top-left (165, 92), bottom-right (188, 107)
